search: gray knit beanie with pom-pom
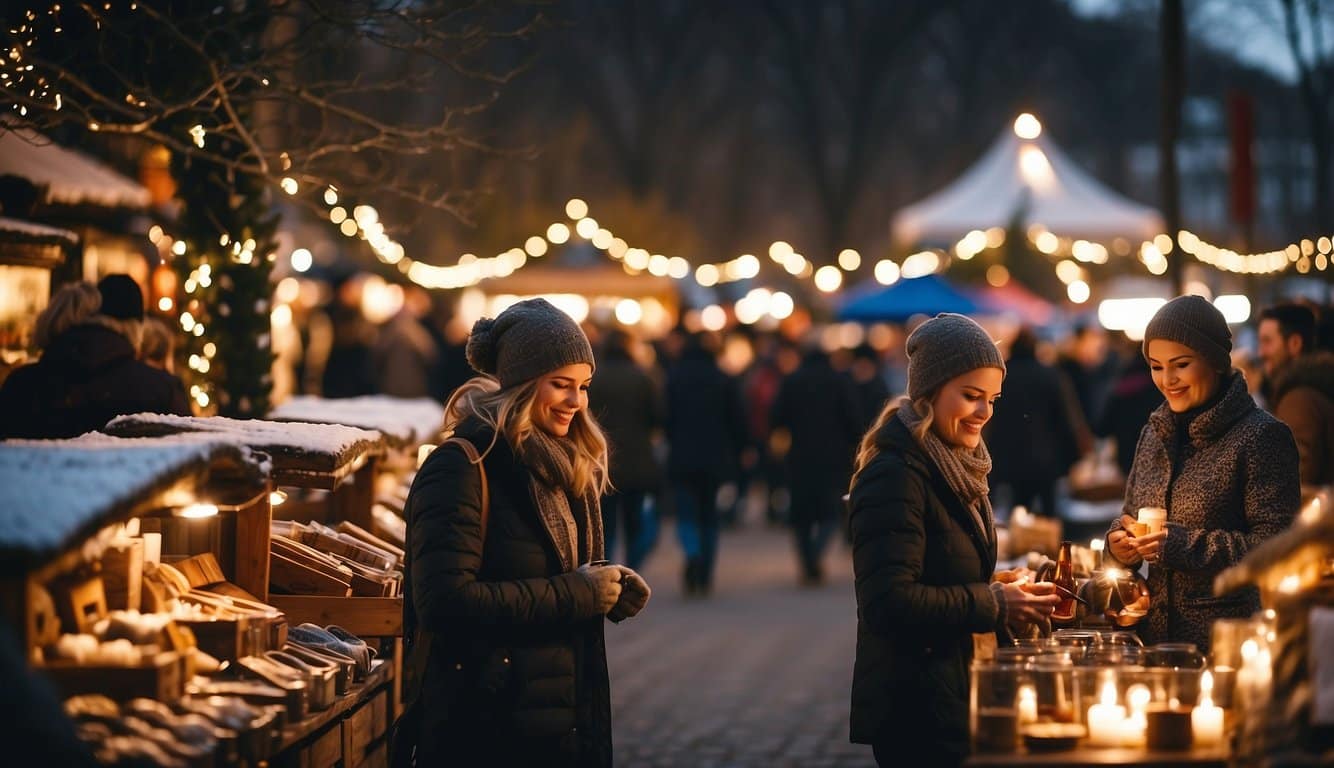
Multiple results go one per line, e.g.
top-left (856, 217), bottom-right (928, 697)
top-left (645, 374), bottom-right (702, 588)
top-left (465, 298), bottom-right (596, 388)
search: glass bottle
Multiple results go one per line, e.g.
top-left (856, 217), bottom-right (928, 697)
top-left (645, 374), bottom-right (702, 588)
top-left (1051, 541), bottom-right (1077, 624)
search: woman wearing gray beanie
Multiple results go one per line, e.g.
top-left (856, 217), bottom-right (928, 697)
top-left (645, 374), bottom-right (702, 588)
top-left (398, 298), bottom-right (650, 767)
top-left (1104, 295), bottom-right (1299, 653)
top-left (846, 314), bottom-right (1060, 767)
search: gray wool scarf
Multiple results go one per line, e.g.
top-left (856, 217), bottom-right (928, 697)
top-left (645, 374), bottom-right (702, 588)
top-left (518, 428), bottom-right (604, 572)
top-left (895, 399), bottom-right (994, 545)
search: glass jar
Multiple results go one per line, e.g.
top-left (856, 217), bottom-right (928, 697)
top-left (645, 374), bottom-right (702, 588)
top-left (971, 656), bottom-right (1082, 753)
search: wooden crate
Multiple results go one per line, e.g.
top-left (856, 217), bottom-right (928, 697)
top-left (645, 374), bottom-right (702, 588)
top-left (268, 595), bottom-right (402, 637)
top-left (40, 651), bottom-right (183, 702)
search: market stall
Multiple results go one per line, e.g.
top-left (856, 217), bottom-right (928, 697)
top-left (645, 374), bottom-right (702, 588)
top-left (1, 427), bottom-right (403, 766)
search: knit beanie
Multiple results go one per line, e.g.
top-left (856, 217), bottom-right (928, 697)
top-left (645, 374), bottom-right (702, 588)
top-left (905, 313), bottom-right (1006, 400)
top-left (1142, 295), bottom-right (1232, 372)
top-left (96, 274), bottom-right (144, 321)
top-left (466, 298), bottom-right (595, 388)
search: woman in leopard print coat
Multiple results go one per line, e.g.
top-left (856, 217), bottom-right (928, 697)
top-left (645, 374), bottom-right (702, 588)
top-left (1105, 296), bottom-right (1299, 653)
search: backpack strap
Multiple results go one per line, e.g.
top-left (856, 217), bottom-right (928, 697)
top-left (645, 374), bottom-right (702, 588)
top-left (441, 436), bottom-right (489, 544)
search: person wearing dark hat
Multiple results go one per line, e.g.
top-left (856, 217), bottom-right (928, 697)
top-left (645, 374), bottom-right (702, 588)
top-left (1104, 295), bottom-right (1299, 653)
top-left (397, 298), bottom-right (650, 768)
top-left (0, 275), bottom-right (190, 439)
top-left (847, 313), bottom-right (1059, 767)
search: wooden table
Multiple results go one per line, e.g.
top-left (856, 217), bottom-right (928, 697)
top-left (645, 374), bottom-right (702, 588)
top-left (965, 747), bottom-right (1228, 767)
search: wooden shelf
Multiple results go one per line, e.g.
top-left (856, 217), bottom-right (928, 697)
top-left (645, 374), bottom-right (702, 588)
top-left (277, 658), bottom-right (392, 753)
top-left (268, 594), bottom-right (403, 637)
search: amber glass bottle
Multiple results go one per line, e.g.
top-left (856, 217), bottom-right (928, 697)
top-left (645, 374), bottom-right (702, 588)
top-left (1051, 541), bottom-right (1077, 624)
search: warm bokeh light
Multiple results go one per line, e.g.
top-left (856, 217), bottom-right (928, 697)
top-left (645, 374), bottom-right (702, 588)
top-left (874, 259), bottom-right (901, 285)
top-left (1067, 280), bottom-right (1090, 304)
top-left (615, 298), bottom-right (643, 325)
top-left (1013, 113), bottom-right (1042, 140)
top-left (837, 249), bottom-right (862, 271)
top-left (1214, 294), bottom-right (1251, 324)
top-left (695, 263), bottom-right (720, 287)
top-left (547, 223), bottom-right (571, 244)
top-left (565, 198), bottom-right (589, 219)
top-left (986, 264), bottom-right (1010, 287)
top-left (768, 240), bottom-right (794, 262)
top-left (290, 248), bottom-right (313, 272)
top-left (575, 217), bottom-right (599, 239)
top-left (700, 304), bottom-right (727, 332)
top-left (814, 265), bottom-right (843, 293)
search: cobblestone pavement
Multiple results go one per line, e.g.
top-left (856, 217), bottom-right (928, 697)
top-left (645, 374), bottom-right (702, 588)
top-left (605, 521), bottom-right (877, 768)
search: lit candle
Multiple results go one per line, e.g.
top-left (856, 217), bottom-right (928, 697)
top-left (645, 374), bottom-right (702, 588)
top-left (1087, 679), bottom-right (1127, 747)
top-left (1017, 684), bottom-right (1038, 724)
top-left (1192, 671), bottom-right (1225, 747)
top-left (1121, 684), bottom-right (1151, 747)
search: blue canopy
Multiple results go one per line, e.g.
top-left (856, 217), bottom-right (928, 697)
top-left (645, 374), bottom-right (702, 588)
top-left (837, 274), bottom-right (983, 323)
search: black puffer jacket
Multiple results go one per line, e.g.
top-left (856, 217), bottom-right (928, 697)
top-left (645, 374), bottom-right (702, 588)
top-left (0, 323), bottom-right (190, 439)
top-left (848, 416), bottom-right (1001, 763)
top-left (403, 420), bottom-right (610, 767)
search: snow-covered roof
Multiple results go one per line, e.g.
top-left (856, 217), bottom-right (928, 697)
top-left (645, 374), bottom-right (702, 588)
top-left (892, 126), bottom-right (1165, 246)
top-left (0, 433), bottom-right (259, 571)
top-left (269, 396), bottom-right (444, 447)
top-left (0, 216), bottom-right (78, 244)
top-left (0, 128), bottom-right (151, 209)
top-left (103, 413), bottom-right (384, 473)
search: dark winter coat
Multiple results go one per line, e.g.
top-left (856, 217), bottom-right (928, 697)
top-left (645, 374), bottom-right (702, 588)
top-left (664, 346), bottom-right (746, 482)
top-left (0, 323), bottom-right (190, 440)
top-left (985, 350), bottom-right (1081, 487)
top-left (403, 420), bottom-right (611, 767)
top-left (589, 351), bottom-right (663, 493)
top-left (1270, 352), bottom-right (1334, 488)
top-left (1107, 371), bottom-right (1300, 653)
top-left (848, 416), bottom-right (1002, 762)
top-left (771, 351), bottom-right (865, 504)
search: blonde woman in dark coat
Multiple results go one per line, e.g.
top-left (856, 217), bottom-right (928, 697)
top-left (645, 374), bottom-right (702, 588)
top-left (401, 299), bottom-right (651, 767)
top-left (848, 314), bottom-right (1059, 767)
top-left (1106, 296), bottom-right (1300, 653)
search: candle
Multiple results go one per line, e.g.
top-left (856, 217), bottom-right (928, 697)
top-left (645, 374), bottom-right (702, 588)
top-left (142, 532), bottom-right (162, 565)
top-left (1192, 671), bottom-right (1225, 747)
top-left (1086, 680), bottom-right (1127, 747)
top-left (1017, 684), bottom-right (1038, 724)
top-left (1146, 704), bottom-right (1193, 750)
top-left (1120, 684), bottom-right (1151, 747)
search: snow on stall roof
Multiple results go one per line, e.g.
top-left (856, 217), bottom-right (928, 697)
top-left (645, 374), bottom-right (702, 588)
top-left (0, 433), bottom-right (257, 561)
top-left (104, 413), bottom-right (384, 470)
top-left (0, 216), bottom-right (78, 244)
top-left (269, 396), bottom-right (445, 446)
top-left (0, 128), bottom-right (151, 209)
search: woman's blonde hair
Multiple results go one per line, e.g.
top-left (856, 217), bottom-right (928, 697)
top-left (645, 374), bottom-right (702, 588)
top-left (850, 394), bottom-right (936, 488)
top-left (34, 282), bottom-right (101, 348)
top-left (444, 374), bottom-right (610, 498)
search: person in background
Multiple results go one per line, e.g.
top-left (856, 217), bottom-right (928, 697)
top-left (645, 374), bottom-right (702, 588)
top-left (589, 328), bottom-right (663, 571)
top-left (0, 275), bottom-right (190, 439)
top-left (400, 298), bottom-right (649, 767)
top-left (848, 314), bottom-right (1059, 767)
top-left (1105, 296), bottom-right (1300, 653)
top-left (848, 343), bottom-right (891, 434)
top-left (771, 340), bottom-right (864, 585)
top-left (372, 284), bottom-right (441, 399)
top-left (1256, 303), bottom-right (1334, 490)
top-left (1094, 335), bottom-right (1163, 478)
top-left (664, 331), bottom-right (747, 596)
top-left (139, 316), bottom-right (177, 373)
top-left (985, 327), bottom-right (1081, 518)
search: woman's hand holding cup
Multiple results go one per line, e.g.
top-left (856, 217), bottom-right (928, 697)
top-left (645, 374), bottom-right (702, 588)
top-left (1000, 579), bottom-right (1060, 625)
top-left (1108, 514), bottom-right (1142, 564)
top-left (579, 562), bottom-right (623, 614)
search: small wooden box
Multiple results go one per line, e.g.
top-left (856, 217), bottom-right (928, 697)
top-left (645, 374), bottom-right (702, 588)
top-left (40, 651), bottom-right (183, 702)
top-left (178, 616), bottom-right (252, 660)
top-left (49, 575), bottom-right (108, 635)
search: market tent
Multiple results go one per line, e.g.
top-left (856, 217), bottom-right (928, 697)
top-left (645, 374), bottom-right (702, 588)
top-left (966, 281), bottom-right (1058, 327)
top-left (0, 128), bottom-right (150, 209)
top-left (891, 121), bottom-right (1164, 247)
top-left (837, 274), bottom-right (982, 323)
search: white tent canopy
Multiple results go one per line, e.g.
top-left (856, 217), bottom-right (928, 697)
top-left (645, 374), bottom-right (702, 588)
top-left (892, 120), bottom-right (1164, 247)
